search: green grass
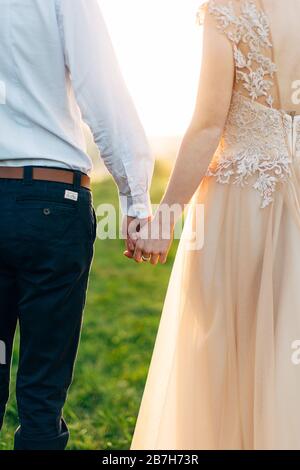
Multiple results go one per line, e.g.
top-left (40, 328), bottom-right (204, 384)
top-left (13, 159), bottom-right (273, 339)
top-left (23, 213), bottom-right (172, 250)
top-left (0, 161), bottom-right (178, 450)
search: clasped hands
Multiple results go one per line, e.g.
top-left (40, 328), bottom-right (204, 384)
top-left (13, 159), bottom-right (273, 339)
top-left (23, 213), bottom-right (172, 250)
top-left (123, 214), bottom-right (174, 265)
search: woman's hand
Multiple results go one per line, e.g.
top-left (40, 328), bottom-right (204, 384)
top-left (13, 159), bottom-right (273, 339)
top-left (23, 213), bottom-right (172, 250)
top-left (132, 211), bottom-right (175, 265)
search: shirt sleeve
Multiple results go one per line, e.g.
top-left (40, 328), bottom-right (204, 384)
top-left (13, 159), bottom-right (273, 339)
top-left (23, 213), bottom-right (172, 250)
top-left (56, 0), bottom-right (154, 218)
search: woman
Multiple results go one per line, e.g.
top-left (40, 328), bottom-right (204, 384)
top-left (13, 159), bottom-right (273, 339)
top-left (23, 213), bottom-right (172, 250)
top-left (130, 0), bottom-right (300, 450)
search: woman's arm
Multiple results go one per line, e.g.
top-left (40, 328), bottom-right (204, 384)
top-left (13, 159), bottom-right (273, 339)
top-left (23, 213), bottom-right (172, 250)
top-left (161, 8), bottom-right (234, 212)
top-left (133, 5), bottom-right (235, 264)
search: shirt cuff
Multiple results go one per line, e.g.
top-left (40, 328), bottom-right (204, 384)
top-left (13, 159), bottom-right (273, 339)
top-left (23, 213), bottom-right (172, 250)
top-left (119, 192), bottom-right (152, 219)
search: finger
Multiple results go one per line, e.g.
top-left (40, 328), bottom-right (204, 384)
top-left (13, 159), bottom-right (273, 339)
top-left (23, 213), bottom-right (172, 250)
top-left (123, 250), bottom-right (134, 259)
top-left (126, 237), bottom-right (135, 252)
top-left (150, 253), bottom-right (160, 265)
top-left (133, 241), bottom-right (144, 263)
top-left (142, 252), bottom-right (151, 263)
top-left (159, 252), bottom-right (168, 264)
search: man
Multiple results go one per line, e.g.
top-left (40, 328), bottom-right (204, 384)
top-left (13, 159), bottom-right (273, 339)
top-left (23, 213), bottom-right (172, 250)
top-left (0, 0), bottom-right (153, 450)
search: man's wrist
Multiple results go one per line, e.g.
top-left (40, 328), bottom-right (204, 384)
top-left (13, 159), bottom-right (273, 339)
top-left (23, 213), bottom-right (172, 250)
top-left (119, 192), bottom-right (152, 219)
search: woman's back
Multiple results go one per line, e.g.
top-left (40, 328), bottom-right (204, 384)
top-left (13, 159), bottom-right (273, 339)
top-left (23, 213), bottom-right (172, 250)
top-left (196, 0), bottom-right (300, 208)
top-left (200, 0), bottom-right (300, 113)
top-left (264, 0), bottom-right (300, 113)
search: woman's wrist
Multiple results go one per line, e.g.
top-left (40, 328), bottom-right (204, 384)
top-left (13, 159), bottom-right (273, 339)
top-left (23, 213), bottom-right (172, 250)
top-left (152, 205), bottom-right (179, 236)
top-left (156, 199), bottom-right (184, 229)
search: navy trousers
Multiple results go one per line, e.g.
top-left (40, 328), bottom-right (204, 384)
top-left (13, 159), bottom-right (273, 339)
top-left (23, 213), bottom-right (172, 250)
top-left (0, 167), bottom-right (97, 449)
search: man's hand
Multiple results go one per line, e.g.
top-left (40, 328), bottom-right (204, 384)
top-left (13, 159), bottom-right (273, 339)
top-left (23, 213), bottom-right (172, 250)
top-left (122, 216), bottom-right (150, 259)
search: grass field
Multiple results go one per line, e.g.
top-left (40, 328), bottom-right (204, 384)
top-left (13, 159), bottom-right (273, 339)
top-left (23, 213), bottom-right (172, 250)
top-left (0, 162), bottom-right (178, 450)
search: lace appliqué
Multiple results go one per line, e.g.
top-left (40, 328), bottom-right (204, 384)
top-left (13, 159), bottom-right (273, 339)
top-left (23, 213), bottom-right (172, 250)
top-left (199, 0), bottom-right (278, 108)
top-left (206, 93), bottom-right (292, 208)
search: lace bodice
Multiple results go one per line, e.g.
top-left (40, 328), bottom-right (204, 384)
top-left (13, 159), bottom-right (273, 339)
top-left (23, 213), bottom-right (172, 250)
top-left (198, 0), bottom-right (296, 208)
top-left (207, 92), bottom-right (295, 208)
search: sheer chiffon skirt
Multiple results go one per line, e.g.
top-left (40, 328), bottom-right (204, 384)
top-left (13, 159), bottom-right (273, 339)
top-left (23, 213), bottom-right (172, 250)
top-left (131, 162), bottom-right (300, 450)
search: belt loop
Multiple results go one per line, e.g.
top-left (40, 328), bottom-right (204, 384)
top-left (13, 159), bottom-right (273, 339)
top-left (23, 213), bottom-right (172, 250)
top-left (73, 171), bottom-right (81, 191)
top-left (23, 166), bottom-right (33, 186)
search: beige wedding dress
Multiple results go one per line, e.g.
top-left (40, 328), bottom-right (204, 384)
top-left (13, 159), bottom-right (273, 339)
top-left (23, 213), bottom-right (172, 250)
top-left (131, 0), bottom-right (300, 450)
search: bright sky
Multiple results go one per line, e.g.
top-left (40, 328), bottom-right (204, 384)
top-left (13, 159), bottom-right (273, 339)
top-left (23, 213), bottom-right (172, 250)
top-left (99, 0), bottom-right (203, 137)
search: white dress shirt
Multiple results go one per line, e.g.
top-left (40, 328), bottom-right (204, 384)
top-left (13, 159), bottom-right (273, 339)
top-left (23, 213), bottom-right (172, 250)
top-left (0, 0), bottom-right (154, 218)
